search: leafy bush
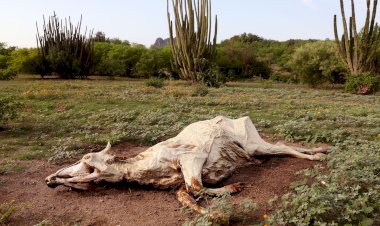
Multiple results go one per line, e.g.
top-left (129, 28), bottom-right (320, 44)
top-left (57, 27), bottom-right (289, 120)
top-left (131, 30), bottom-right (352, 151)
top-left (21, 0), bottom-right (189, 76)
top-left (345, 72), bottom-right (380, 95)
top-left (45, 48), bottom-right (83, 79)
top-left (288, 40), bottom-right (347, 87)
top-left (0, 43), bottom-right (18, 80)
top-left (250, 60), bottom-right (271, 79)
top-left (48, 137), bottom-right (84, 164)
top-left (92, 42), bottom-right (146, 77)
top-left (191, 85), bottom-right (209, 97)
top-left (0, 55), bottom-right (8, 69)
top-left (0, 97), bottom-right (21, 126)
top-left (269, 72), bottom-right (294, 83)
top-left (144, 77), bottom-right (165, 88)
top-left (196, 58), bottom-right (226, 87)
top-left (0, 68), bottom-right (17, 80)
top-left (183, 195), bottom-right (258, 226)
top-left (216, 40), bottom-right (270, 80)
top-left (135, 47), bottom-right (172, 78)
top-left (10, 48), bottom-right (40, 74)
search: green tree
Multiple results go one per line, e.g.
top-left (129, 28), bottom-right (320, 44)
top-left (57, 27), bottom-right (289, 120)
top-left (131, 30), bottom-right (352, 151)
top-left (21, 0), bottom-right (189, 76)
top-left (92, 42), bottom-right (146, 77)
top-left (0, 43), bottom-right (17, 80)
top-left (0, 55), bottom-right (8, 69)
top-left (135, 47), bottom-right (172, 78)
top-left (94, 31), bottom-right (106, 42)
top-left (216, 40), bottom-right (270, 79)
top-left (0, 43), bottom-right (16, 56)
top-left (10, 48), bottom-right (39, 74)
top-left (0, 98), bottom-right (21, 128)
top-left (288, 40), bottom-right (347, 87)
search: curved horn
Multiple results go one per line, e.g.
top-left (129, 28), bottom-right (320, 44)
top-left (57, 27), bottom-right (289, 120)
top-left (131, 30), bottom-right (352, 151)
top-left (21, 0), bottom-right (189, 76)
top-left (101, 141), bottom-right (112, 154)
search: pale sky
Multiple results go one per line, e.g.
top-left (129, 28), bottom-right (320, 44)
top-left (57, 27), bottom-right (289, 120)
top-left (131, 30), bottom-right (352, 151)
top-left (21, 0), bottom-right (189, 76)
top-left (0, 0), bottom-right (373, 48)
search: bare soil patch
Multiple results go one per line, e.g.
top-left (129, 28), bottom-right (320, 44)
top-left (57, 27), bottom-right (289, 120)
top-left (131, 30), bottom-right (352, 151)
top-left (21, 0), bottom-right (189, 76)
top-left (0, 142), bottom-right (318, 226)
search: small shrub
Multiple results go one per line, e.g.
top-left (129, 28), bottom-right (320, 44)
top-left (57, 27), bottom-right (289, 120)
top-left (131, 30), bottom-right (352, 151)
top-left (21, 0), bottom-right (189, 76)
top-left (261, 79), bottom-right (273, 89)
top-left (251, 60), bottom-right (271, 79)
top-left (0, 160), bottom-right (25, 175)
top-left (144, 77), bottom-right (165, 88)
top-left (345, 72), bottom-right (380, 95)
top-left (197, 66), bottom-right (226, 88)
top-left (0, 98), bottom-right (21, 127)
top-left (191, 85), bottom-right (209, 97)
top-left (288, 40), bottom-right (347, 87)
top-left (0, 68), bottom-right (17, 80)
top-left (48, 137), bottom-right (84, 164)
top-left (195, 58), bottom-right (226, 88)
top-left (183, 195), bottom-right (258, 226)
top-left (270, 72), bottom-right (293, 83)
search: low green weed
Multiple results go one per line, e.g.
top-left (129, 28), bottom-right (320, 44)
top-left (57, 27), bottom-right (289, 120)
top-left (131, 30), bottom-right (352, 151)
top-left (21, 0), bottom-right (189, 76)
top-left (0, 68), bottom-right (17, 80)
top-left (48, 137), bottom-right (85, 164)
top-left (0, 97), bottom-right (21, 127)
top-left (191, 85), bottom-right (209, 97)
top-left (268, 140), bottom-right (380, 225)
top-left (345, 73), bottom-right (380, 95)
top-left (144, 77), bottom-right (165, 88)
top-left (0, 201), bottom-right (28, 225)
top-left (0, 160), bottom-right (25, 175)
top-left (183, 195), bottom-right (258, 226)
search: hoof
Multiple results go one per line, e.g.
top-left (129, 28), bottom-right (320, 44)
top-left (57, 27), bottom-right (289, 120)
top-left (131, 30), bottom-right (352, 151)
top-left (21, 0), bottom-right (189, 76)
top-left (312, 146), bottom-right (329, 153)
top-left (226, 182), bottom-right (243, 194)
top-left (313, 153), bottom-right (327, 160)
top-left (209, 210), bottom-right (229, 225)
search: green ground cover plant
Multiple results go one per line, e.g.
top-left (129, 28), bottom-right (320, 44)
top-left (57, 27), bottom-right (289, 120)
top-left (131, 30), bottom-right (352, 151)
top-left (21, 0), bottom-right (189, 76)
top-left (0, 76), bottom-right (379, 224)
top-left (0, 201), bottom-right (28, 225)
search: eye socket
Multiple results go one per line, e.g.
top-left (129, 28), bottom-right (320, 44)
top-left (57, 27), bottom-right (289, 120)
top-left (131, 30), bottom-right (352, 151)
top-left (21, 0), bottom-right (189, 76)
top-left (83, 162), bottom-right (95, 174)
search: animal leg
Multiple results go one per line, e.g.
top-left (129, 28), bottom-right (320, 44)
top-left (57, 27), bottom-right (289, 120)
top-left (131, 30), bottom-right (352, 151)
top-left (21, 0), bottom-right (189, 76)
top-left (176, 186), bottom-right (229, 224)
top-left (180, 155), bottom-right (243, 197)
top-left (176, 186), bottom-right (207, 214)
top-left (202, 183), bottom-right (243, 196)
top-left (275, 142), bottom-right (328, 155)
top-left (257, 143), bottom-right (326, 160)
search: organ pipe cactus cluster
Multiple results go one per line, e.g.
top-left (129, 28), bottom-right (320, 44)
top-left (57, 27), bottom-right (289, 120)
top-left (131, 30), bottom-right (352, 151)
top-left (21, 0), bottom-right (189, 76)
top-left (36, 13), bottom-right (94, 79)
top-left (334, 0), bottom-right (380, 75)
top-left (167, 0), bottom-right (218, 82)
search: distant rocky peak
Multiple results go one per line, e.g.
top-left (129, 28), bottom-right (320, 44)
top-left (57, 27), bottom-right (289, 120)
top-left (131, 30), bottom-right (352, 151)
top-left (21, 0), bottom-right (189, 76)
top-left (152, 37), bottom-right (171, 48)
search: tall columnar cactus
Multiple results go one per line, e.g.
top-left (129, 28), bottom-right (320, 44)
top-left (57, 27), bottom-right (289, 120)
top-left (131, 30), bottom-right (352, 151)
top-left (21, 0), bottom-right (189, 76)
top-left (167, 0), bottom-right (218, 82)
top-left (36, 13), bottom-right (94, 79)
top-left (334, 0), bottom-right (380, 75)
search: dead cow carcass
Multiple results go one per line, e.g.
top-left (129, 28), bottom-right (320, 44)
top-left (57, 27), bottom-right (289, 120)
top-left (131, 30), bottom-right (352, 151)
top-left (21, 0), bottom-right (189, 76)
top-left (46, 116), bottom-right (327, 214)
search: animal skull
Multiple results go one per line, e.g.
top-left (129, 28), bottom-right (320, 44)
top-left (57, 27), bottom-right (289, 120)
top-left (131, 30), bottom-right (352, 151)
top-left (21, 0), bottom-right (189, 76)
top-left (46, 116), bottom-right (327, 215)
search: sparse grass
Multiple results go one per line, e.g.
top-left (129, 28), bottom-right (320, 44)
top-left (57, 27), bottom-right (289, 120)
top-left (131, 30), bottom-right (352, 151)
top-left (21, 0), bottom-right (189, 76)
top-left (0, 160), bottom-right (26, 175)
top-left (0, 75), bottom-right (379, 224)
top-left (182, 195), bottom-right (258, 226)
top-left (0, 201), bottom-right (28, 225)
top-left (144, 77), bottom-right (165, 88)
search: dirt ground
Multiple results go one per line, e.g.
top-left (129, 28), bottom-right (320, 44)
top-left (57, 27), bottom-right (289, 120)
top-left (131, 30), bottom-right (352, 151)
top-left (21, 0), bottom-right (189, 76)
top-left (0, 142), bottom-right (318, 226)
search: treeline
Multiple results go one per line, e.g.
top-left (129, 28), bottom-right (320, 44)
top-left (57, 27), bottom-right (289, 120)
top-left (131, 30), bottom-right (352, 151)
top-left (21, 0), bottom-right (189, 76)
top-left (2, 32), bottom-right (380, 87)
